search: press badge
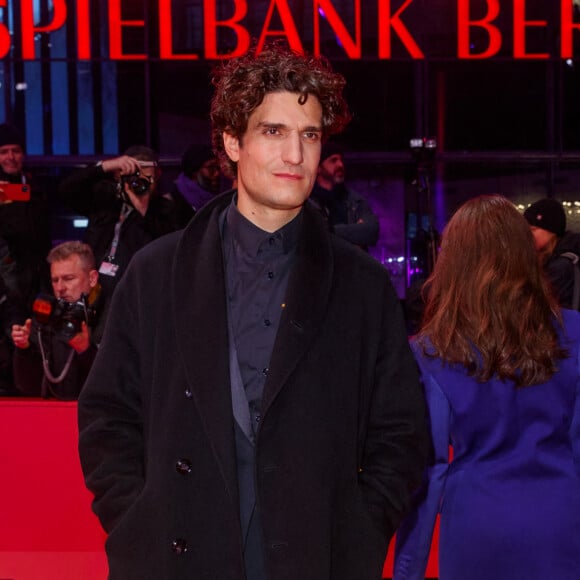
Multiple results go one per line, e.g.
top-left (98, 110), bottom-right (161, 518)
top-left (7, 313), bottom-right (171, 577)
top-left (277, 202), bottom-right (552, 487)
top-left (99, 261), bottom-right (119, 277)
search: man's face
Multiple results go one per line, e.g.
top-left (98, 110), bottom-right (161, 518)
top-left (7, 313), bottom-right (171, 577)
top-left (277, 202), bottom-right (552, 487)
top-left (223, 90), bottom-right (323, 231)
top-left (198, 158), bottom-right (221, 193)
top-left (529, 226), bottom-right (556, 252)
top-left (51, 255), bottom-right (98, 302)
top-left (0, 144), bottom-right (24, 176)
top-left (318, 153), bottom-right (345, 187)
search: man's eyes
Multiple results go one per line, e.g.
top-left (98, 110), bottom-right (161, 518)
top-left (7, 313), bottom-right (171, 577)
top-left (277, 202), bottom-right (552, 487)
top-left (303, 131), bottom-right (321, 142)
top-left (262, 127), bottom-right (320, 141)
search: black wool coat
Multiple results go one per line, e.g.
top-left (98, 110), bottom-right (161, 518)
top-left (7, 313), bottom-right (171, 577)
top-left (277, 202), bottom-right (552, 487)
top-left (78, 192), bottom-right (429, 580)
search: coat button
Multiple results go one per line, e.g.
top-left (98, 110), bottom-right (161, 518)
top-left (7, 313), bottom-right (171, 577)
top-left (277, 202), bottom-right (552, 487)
top-left (270, 541), bottom-right (288, 551)
top-left (184, 388), bottom-right (193, 399)
top-left (171, 538), bottom-right (188, 555)
top-left (175, 458), bottom-right (192, 474)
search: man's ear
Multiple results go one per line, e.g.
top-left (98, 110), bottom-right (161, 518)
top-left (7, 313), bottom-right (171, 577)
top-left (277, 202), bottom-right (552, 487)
top-left (222, 132), bottom-right (240, 163)
top-left (89, 269), bottom-right (99, 288)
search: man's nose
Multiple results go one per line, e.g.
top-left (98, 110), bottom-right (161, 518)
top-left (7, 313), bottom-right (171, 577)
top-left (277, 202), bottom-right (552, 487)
top-left (282, 133), bottom-right (303, 165)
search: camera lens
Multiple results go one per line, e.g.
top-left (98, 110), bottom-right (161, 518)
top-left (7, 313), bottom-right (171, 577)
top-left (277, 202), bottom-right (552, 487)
top-left (124, 173), bottom-right (151, 196)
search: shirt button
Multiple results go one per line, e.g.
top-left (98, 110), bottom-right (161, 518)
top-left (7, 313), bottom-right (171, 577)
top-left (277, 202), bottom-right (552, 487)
top-left (175, 458), bottom-right (192, 475)
top-left (171, 538), bottom-right (188, 555)
top-left (264, 319), bottom-right (271, 326)
top-left (269, 237), bottom-right (275, 245)
top-left (267, 271), bottom-right (274, 279)
top-left (262, 367), bottom-right (269, 375)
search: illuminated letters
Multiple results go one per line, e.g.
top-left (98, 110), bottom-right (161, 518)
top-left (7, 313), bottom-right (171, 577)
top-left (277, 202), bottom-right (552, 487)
top-left (159, 0), bottom-right (198, 59)
top-left (457, 0), bottom-right (502, 59)
top-left (561, 0), bottom-right (580, 58)
top-left (21, 0), bottom-right (67, 59)
top-left (204, 0), bottom-right (250, 59)
top-left (314, 0), bottom-right (362, 59)
top-left (108, 0), bottom-right (146, 60)
top-left (0, 0), bottom-right (576, 61)
top-left (255, 0), bottom-right (303, 54)
top-left (0, 1), bottom-right (11, 59)
top-left (513, 0), bottom-right (549, 59)
top-left (378, 0), bottom-right (424, 59)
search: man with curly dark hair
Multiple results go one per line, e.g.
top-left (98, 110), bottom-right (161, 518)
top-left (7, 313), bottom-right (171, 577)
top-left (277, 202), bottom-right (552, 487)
top-left (78, 43), bottom-right (428, 580)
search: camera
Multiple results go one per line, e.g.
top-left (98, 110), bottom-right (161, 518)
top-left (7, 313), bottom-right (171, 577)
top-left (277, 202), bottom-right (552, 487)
top-left (410, 137), bottom-right (437, 164)
top-left (32, 294), bottom-right (95, 342)
top-left (122, 171), bottom-right (152, 196)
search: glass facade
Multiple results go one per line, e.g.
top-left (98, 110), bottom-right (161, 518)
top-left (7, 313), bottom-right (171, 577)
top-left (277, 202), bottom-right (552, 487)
top-left (1, 0), bottom-right (579, 293)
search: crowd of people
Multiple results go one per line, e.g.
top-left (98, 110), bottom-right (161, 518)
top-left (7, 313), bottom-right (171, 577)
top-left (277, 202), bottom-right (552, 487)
top-left (0, 133), bottom-right (223, 397)
top-left (0, 112), bottom-right (382, 400)
top-left (1, 41), bottom-right (579, 580)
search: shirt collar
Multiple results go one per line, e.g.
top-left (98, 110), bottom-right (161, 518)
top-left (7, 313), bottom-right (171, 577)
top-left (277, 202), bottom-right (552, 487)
top-left (225, 194), bottom-right (303, 257)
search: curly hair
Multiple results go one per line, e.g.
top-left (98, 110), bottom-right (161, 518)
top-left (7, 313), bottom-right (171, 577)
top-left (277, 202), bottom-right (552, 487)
top-left (418, 195), bottom-right (567, 387)
top-left (210, 42), bottom-right (351, 177)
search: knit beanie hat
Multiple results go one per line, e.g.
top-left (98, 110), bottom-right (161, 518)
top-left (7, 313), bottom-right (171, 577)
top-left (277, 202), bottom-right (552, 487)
top-left (180, 145), bottom-right (214, 176)
top-left (0, 123), bottom-right (24, 149)
top-left (123, 144), bottom-right (158, 164)
top-left (320, 141), bottom-right (344, 164)
top-left (523, 198), bottom-right (566, 237)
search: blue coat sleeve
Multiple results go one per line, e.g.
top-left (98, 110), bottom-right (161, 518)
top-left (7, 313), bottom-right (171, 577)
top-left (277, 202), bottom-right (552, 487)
top-left (572, 344), bottom-right (580, 477)
top-left (393, 363), bottom-right (451, 580)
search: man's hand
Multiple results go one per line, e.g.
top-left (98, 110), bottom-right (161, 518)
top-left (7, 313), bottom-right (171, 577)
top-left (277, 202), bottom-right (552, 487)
top-left (68, 321), bottom-right (91, 354)
top-left (12, 319), bottom-right (32, 349)
top-left (0, 181), bottom-right (13, 205)
top-left (100, 156), bottom-right (142, 178)
top-left (124, 187), bottom-right (149, 216)
top-left (101, 156), bottom-right (150, 216)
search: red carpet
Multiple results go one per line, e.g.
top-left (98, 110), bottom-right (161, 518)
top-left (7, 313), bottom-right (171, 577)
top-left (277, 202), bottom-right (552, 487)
top-left (0, 399), bottom-right (108, 579)
top-left (0, 399), bottom-right (438, 579)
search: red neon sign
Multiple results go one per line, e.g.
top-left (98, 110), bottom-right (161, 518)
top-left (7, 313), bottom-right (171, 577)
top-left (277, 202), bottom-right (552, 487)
top-left (0, 0), bottom-right (577, 61)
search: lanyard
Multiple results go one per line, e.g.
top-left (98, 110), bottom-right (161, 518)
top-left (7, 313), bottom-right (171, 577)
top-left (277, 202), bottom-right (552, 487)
top-left (107, 203), bottom-right (133, 262)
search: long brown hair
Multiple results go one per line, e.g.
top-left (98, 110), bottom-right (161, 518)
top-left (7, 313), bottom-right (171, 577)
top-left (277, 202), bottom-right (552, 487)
top-left (418, 195), bottom-right (566, 387)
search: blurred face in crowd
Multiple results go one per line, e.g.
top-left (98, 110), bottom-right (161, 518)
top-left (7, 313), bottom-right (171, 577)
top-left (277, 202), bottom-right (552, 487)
top-left (198, 158), bottom-right (221, 193)
top-left (529, 226), bottom-right (557, 252)
top-left (51, 255), bottom-right (98, 303)
top-left (0, 144), bottom-right (24, 176)
top-left (223, 90), bottom-right (322, 232)
top-left (318, 153), bottom-right (345, 188)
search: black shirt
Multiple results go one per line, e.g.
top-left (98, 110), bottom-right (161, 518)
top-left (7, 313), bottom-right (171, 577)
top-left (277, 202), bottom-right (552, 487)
top-left (222, 197), bottom-right (302, 431)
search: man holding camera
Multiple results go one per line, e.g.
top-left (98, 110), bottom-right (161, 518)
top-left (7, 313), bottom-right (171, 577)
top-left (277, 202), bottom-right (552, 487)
top-left (11, 241), bottom-right (100, 399)
top-left (58, 145), bottom-right (193, 342)
top-left (0, 123), bottom-right (51, 308)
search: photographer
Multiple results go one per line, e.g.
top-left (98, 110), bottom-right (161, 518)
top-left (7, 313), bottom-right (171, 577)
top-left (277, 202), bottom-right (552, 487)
top-left (11, 241), bottom-right (100, 399)
top-left (0, 123), bottom-right (51, 309)
top-left (58, 146), bottom-right (193, 342)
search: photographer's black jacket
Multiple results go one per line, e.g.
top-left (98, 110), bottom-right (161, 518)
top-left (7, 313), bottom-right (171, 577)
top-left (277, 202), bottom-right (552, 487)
top-left (58, 164), bottom-right (193, 341)
top-left (13, 324), bottom-right (97, 399)
top-left (0, 168), bottom-right (51, 308)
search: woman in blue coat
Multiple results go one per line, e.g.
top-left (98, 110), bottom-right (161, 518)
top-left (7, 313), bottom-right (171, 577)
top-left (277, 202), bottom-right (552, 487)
top-left (394, 195), bottom-right (580, 580)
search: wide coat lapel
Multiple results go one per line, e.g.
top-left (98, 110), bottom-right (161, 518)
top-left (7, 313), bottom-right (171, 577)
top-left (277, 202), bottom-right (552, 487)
top-left (262, 204), bottom-right (334, 417)
top-left (171, 195), bottom-right (238, 505)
